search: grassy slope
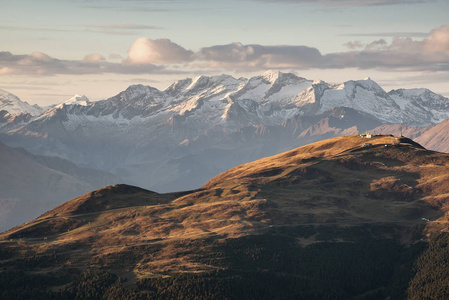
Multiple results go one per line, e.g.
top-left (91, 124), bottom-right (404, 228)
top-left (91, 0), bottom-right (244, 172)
top-left (2, 135), bottom-right (449, 298)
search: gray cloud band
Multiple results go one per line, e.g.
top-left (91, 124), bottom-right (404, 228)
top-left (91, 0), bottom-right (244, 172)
top-left (1, 25), bottom-right (448, 75)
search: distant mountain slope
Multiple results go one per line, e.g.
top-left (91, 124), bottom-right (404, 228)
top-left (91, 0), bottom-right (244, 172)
top-left (1, 135), bottom-right (449, 298)
top-left (0, 142), bottom-right (120, 231)
top-left (1, 72), bottom-right (449, 193)
top-left (414, 118), bottom-right (449, 153)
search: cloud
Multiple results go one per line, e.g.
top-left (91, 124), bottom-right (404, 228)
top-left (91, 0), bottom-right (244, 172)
top-left (88, 0), bottom-right (426, 7)
top-left (423, 25), bottom-right (449, 53)
top-left (0, 67), bottom-right (14, 75)
top-left (365, 39), bottom-right (388, 50)
top-left (324, 0), bottom-right (426, 6)
top-left (126, 38), bottom-right (193, 64)
top-left (79, 23), bottom-right (163, 36)
top-left (343, 41), bottom-right (364, 50)
top-left (325, 25), bottom-right (449, 71)
top-left (0, 25), bottom-right (71, 33)
top-left (192, 26), bottom-right (449, 72)
top-left (1, 25), bottom-right (448, 76)
top-left (194, 42), bottom-right (322, 70)
top-left (246, 0), bottom-right (428, 6)
top-left (83, 54), bottom-right (106, 62)
top-left (109, 53), bottom-right (124, 60)
top-left (84, 23), bottom-right (162, 30)
top-left (79, 4), bottom-right (175, 12)
top-left (0, 51), bottom-right (167, 76)
top-left (341, 32), bottom-right (429, 38)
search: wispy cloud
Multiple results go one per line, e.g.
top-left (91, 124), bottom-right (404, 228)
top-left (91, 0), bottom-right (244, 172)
top-left (0, 25), bottom-right (72, 33)
top-left (79, 23), bottom-right (163, 35)
top-left (122, 6), bottom-right (181, 12)
top-left (245, 0), bottom-right (430, 6)
top-left (79, 0), bottom-right (426, 5)
top-left (78, 5), bottom-right (118, 10)
top-left (78, 1), bottom-right (190, 12)
top-left (0, 23), bottom-right (162, 36)
top-left (84, 23), bottom-right (162, 30)
top-left (341, 32), bottom-right (429, 38)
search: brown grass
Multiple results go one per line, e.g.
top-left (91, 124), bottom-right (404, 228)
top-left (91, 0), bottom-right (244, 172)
top-left (2, 134), bottom-right (449, 280)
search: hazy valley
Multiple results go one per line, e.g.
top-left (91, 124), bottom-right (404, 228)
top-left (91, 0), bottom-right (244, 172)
top-left (1, 72), bottom-right (449, 231)
top-left (2, 72), bottom-right (449, 299)
top-left (2, 135), bottom-right (449, 298)
top-left (3, 0), bottom-right (449, 298)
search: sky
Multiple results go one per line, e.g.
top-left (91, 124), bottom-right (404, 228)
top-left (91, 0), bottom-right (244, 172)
top-left (0, 0), bottom-right (448, 106)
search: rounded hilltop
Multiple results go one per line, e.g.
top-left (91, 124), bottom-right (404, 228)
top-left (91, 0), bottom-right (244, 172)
top-left (1, 134), bottom-right (449, 300)
top-left (40, 184), bottom-right (162, 218)
top-left (203, 134), bottom-right (426, 188)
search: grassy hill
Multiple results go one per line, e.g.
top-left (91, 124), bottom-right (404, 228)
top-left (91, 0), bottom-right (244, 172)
top-left (1, 135), bottom-right (449, 299)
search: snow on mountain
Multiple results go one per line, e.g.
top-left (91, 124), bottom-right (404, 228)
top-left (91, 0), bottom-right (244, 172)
top-left (17, 72), bottom-right (446, 132)
top-left (310, 78), bottom-right (404, 124)
top-left (1, 71), bottom-right (449, 193)
top-left (63, 94), bottom-right (91, 106)
top-left (289, 78), bottom-right (449, 126)
top-left (388, 88), bottom-right (449, 125)
top-left (3, 72), bottom-right (449, 152)
top-left (0, 89), bottom-right (43, 116)
top-left (232, 70), bottom-right (313, 104)
top-left (0, 110), bottom-right (33, 131)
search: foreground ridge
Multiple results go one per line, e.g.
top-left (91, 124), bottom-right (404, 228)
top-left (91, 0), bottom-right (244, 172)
top-left (1, 135), bottom-right (449, 299)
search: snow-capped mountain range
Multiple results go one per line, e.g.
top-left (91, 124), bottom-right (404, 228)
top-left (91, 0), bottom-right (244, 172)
top-left (1, 70), bottom-right (449, 192)
top-left (0, 88), bottom-right (43, 116)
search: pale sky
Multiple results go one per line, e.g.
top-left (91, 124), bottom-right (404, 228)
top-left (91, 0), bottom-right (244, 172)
top-left (1, 0), bottom-right (448, 105)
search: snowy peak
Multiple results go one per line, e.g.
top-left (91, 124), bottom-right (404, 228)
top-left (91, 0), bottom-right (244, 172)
top-left (165, 75), bottom-right (243, 100)
top-left (233, 71), bottom-right (312, 104)
top-left (341, 78), bottom-right (387, 98)
top-left (0, 88), bottom-right (43, 116)
top-left (294, 81), bottom-right (331, 108)
top-left (262, 70), bottom-right (281, 84)
top-left (124, 84), bottom-right (162, 96)
top-left (185, 74), bottom-right (241, 92)
top-left (388, 88), bottom-right (449, 124)
top-left (64, 94), bottom-right (91, 106)
top-left (356, 78), bottom-right (385, 93)
top-left (3, 72), bottom-right (448, 129)
top-left (261, 70), bottom-right (308, 85)
top-left (389, 88), bottom-right (449, 110)
top-left (186, 76), bottom-right (210, 90)
top-left (295, 78), bottom-right (406, 124)
top-left (165, 78), bottom-right (193, 97)
top-left (117, 84), bottom-right (166, 106)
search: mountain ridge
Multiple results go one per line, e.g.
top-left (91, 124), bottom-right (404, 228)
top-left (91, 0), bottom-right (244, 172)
top-left (0, 88), bottom-right (43, 116)
top-left (3, 71), bottom-right (448, 125)
top-left (1, 71), bottom-right (449, 194)
top-left (1, 135), bottom-right (449, 299)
